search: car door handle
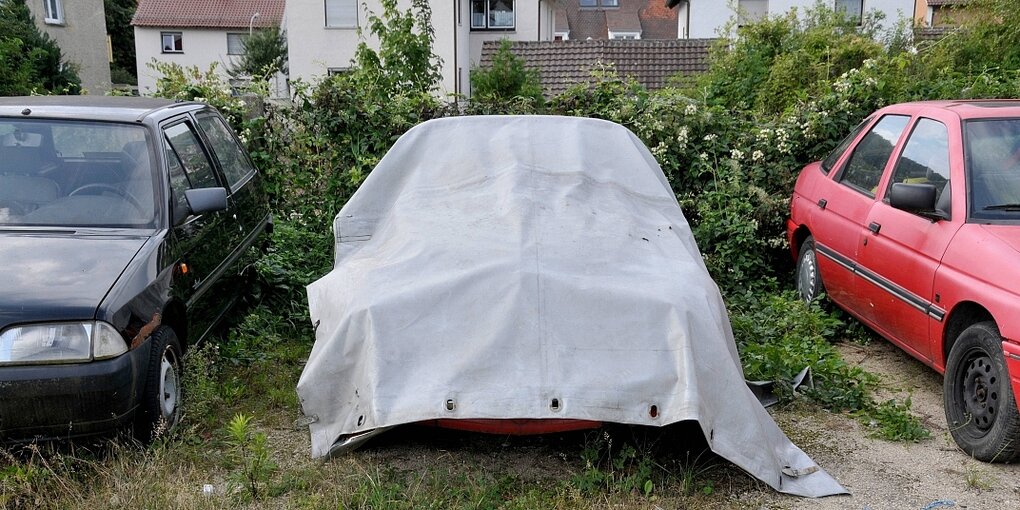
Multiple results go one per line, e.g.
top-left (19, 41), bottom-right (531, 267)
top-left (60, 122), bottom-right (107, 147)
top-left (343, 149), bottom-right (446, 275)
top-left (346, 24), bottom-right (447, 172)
top-left (868, 222), bottom-right (881, 234)
top-left (817, 199), bottom-right (827, 210)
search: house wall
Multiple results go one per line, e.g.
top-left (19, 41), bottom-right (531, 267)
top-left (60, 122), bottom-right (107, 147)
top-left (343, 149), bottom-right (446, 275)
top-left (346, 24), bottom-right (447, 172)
top-left (685, 0), bottom-right (915, 39)
top-left (27, 0), bottom-right (112, 94)
top-left (135, 27), bottom-right (242, 95)
top-left (287, 0), bottom-right (555, 97)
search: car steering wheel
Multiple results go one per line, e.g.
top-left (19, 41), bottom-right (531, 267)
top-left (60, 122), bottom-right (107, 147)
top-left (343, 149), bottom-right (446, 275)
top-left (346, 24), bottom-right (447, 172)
top-left (68, 183), bottom-right (144, 212)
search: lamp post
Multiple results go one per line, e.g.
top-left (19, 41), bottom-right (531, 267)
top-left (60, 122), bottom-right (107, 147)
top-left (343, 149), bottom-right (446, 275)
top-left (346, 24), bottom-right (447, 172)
top-left (249, 12), bottom-right (260, 36)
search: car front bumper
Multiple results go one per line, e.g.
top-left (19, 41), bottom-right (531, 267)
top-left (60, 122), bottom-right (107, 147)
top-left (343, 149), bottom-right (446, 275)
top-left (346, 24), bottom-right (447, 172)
top-left (0, 344), bottom-right (149, 441)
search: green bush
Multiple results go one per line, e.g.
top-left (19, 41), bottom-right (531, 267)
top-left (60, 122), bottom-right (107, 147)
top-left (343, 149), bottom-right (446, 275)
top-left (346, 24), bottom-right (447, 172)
top-left (470, 39), bottom-right (544, 107)
top-left (0, 0), bottom-right (81, 95)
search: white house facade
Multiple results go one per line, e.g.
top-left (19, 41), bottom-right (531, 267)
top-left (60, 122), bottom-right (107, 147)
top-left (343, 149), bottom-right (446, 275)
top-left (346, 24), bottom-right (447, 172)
top-left (132, 0), bottom-right (286, 95)
top-left (675, 0), bottom-right (918, 39)
top-left (287, 0), bottom-right (558, 97)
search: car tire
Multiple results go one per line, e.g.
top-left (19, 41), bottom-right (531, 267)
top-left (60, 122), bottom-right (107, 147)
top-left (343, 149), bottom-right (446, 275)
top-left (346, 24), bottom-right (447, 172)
top-left (796, 236), bottom-right (824, 303)
top-left (944, 321), bottom-right (1020, 462)
top-left (134, 326), bottom-right (183, 443)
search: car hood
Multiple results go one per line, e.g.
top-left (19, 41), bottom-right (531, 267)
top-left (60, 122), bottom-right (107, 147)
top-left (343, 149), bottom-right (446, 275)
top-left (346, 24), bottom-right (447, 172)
top-left (980, 224), bottom-right (1020, 254)
top-left (0, 231), bottom-right (148, 330)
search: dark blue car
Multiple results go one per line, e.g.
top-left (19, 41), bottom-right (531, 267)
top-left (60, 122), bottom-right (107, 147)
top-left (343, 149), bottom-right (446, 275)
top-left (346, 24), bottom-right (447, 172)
top-left (0, 97), bottom-right (271, 442)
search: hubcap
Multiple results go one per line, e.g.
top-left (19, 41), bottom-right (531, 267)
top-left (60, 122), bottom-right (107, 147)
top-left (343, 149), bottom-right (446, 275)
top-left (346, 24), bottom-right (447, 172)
top-left (159, 347), bottom-right (179, 419)
top-left (798, 249), bottom-right (817, 300)
top-left (962, 354), bottom-right (998, 431)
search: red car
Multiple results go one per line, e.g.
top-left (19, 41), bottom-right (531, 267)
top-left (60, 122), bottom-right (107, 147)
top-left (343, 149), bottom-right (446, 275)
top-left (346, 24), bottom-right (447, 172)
top-left (788, 100), bottom-right (1020, 462)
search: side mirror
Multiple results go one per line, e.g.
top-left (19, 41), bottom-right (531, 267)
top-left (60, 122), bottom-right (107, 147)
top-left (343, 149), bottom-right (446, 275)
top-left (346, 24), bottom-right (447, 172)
top-left (183, 187), bottom-right (228, 216)
top-left (889, 182), bottom-right (942, 218)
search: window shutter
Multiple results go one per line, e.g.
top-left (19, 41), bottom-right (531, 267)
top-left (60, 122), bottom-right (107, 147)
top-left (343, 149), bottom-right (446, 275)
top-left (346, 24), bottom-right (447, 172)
top-left (325, 0), bottom-right (358, 27)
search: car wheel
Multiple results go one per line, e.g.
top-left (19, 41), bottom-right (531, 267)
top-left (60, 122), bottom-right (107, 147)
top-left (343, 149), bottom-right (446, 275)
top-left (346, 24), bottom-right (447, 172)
top-left (135, 326), bottom-right (183, 443)
top-left (944, 321), bottom-right (1020, 462)
top-left (796, 236), bottom-right (824, 303)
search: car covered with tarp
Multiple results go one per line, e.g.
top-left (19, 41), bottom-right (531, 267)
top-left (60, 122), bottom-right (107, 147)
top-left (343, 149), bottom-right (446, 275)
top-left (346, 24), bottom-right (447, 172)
top-left (298, 116), bottom-right (846, 497)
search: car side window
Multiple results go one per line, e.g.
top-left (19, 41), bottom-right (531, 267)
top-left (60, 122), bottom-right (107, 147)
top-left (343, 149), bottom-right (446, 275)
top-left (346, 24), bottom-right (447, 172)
top-left (165, 139), bottom-right (192, 220)
top-left (839, 115), bottom-right (910, 196)
top-left (821, 115), bottom-right (873, 175)
top-left (888, 118), bottom-right (951, 211)
top-left (195, 113), bottom-right (255, 191)
top-left (163, 122), bottom-right (219, 189)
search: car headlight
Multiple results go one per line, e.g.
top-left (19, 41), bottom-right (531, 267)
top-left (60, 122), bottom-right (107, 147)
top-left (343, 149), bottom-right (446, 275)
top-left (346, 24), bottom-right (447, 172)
top-left (0, 321), bottom-right (128, 365)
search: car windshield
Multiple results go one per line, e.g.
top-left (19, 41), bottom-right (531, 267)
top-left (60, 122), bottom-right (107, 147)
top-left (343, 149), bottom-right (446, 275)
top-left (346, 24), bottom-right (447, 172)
top-left (0, 119), bottom-right (157, 228)
top-left (966, 119), bottom-right (1020, 221)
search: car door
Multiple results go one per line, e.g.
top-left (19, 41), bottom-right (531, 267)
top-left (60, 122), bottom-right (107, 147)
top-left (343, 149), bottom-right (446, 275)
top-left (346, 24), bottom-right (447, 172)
top-left (809, 114), bottom-right (911, 314)
top-left (856, 117), bottom-right (962, 363)
top-left (192, 110), bottom-right (270, 247)
top-left (162, 118), bottom-right (243, 341)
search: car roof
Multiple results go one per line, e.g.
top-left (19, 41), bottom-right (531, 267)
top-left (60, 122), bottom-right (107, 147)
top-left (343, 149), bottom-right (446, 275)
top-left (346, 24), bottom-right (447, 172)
top-left (885, 100), bottom-right (1020, 120)
top-left (0, 96), bottom-right (205, 123)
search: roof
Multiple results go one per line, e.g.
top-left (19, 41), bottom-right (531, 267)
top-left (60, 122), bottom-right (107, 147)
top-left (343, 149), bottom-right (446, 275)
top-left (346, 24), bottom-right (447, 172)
top-left (479, 39), bottom-right (714, 97)
top-left (559, 0), bottom-right (678, 40)
top-left (132, 0), bottom-right (285, 29)
top-left (914, 25), bottom-right (957, 42)
top-left (0, 96), bottom-right (197, 123)
top-left (927, 0), bottom-right (968, 6)
top-left (881, 100), bottom-right (1020, 120)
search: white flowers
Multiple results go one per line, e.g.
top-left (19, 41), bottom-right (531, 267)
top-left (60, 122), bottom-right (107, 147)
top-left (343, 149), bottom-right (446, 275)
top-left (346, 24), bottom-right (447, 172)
top-left (752, 150), bottom-right (764, 161)
top-left (684, 103), bottom-right (698, 115)
top-left (703, 133), bottom-right (718, 142)
top-left (676, 126), bottom-right (689, 146)
top-left (730, 149), bottom-right (744, 160)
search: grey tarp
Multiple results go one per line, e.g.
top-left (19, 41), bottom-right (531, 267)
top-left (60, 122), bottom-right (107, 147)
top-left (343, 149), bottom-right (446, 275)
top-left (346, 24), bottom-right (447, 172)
top-left (299, 116), bottom-right (847, 498)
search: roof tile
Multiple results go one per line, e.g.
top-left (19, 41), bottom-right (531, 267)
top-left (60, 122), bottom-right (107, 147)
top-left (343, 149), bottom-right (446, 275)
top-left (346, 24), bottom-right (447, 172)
top-left (132, 0), bottom-right (285, 29)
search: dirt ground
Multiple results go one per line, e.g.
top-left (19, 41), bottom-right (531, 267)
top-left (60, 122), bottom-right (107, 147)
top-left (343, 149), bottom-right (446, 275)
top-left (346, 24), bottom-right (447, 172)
top-left (773, 340), bottom-right (1020, 510)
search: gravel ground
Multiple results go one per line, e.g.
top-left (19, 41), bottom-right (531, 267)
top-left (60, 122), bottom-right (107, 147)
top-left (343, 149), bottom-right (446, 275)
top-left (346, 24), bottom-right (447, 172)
top-left (774, 340), bottom-right (1020, 510)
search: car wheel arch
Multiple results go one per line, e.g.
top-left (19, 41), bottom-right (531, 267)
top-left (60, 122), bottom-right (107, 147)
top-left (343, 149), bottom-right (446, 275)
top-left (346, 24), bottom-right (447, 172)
top-left (791, 225), bottom-right (811, 260)
top-left (942, 301), bottom-right (995, 366)
top-left (161, 300), bottom-right (189, 351)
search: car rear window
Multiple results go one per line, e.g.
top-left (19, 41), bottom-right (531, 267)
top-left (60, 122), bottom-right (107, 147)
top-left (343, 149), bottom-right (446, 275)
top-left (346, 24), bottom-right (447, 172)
top-left (0, 119), bottom-right (158, 228)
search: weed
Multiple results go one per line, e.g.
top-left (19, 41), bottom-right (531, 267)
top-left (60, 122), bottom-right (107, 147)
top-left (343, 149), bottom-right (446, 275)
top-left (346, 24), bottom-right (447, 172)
top-left (964, 463), bottom-right (993, 490)
top-left (224, 413), bottom-right (277, 501)
top-left (858, 397), bottom-right (930, 442)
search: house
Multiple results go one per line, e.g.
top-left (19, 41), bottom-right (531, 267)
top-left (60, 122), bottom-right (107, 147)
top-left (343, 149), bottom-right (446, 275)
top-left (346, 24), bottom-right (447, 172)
top-left (132, 0), bottom-right (286, 95)
top-left (915, 1), bottom-right (976, 41)
top-left (554, 0), bottom-right (680, 41)
top-left (672, 0), bottom-right (917, 39)
top-left (479, 38), bottom-right (712, 96)
top-left (25, 0), bottom-right (112, 94)
top-left (286, 0), bottom-right (560, 97)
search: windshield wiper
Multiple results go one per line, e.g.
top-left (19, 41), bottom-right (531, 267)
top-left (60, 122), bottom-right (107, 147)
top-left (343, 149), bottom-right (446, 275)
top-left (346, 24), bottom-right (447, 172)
top-left (983, 203), bottom-right (1020, 211)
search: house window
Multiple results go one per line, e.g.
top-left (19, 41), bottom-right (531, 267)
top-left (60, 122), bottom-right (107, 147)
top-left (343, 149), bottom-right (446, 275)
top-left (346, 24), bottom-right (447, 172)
top-left (609, 31), bottom-right (640, 39)
top-left (161, 32), bottom-right (183, 53)
top-left (601, 0), bottom-right (619, 6)
top-left (227, 33), bottom-right (248, 55)
top-left (327, 67), bottom-right (351, 76)
top-left (580, 0), bottom-right (596, 6)
top-left (834, 0), bottom-right (863, 25)
top-left (471, 0), bottom-right (515, 30)
top-left (325, 0), bottom-right (358, 28)
top-left (43, 0), bottom-right (63, 24)
top-left (737, 0), bottom-right (768, 25)
top-left (580, 0), bottom-right (617, 6)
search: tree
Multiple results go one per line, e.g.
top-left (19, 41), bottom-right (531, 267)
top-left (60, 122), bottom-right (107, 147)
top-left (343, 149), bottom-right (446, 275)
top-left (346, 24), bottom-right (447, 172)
top-left (470, 39), bottom-right (544, 106)
top-left (229, 28), bottom-right (288, 80)
top-left (0, 0), bottom-right (81, 95)
top-left (105, 0), bottom-right (138, 85)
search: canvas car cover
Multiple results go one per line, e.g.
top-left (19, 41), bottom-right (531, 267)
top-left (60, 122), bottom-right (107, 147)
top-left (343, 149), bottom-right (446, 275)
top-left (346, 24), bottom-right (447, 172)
top-left (299, 116), bottom-right (846, 497)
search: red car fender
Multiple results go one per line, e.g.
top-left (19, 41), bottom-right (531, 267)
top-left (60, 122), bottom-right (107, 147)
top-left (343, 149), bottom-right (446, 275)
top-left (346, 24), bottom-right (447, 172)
top-left (1003, 341), bottom-right (1020, 412)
